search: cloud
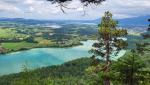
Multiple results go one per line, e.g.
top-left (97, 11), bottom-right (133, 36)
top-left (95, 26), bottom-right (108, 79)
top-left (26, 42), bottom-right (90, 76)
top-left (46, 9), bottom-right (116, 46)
top-left (0, 0), bottom-right (150, 20)
top-left (0, 0), bottom-right (21, 13)
top-left (29, 6), bottom-right (34, 11)
top-left (98, 0), bottom-right (150, 18)
top-left (76, 7), bottom-right (84, 11)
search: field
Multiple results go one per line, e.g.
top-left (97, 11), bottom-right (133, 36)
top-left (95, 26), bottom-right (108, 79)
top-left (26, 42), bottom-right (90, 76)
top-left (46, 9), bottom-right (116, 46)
top-left (34, 37), bottom-right (54, 45)
top-left (1, 42), bottom-right (37, 50)
top-left (0, 28), bottom-right (27, 38)
top-left (0, 24), bottom-right (97, 54)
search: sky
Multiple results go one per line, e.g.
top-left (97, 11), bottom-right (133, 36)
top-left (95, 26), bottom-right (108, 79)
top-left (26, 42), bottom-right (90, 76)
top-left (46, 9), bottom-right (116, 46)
top-left (0, 0), bottom-right (150, 20)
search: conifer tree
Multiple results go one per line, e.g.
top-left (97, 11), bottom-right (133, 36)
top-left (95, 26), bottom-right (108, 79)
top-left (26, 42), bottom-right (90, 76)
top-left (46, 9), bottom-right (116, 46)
top-left (89, 11), bottom-right (127, 85)
top-left (113, 18), bottom-right (150, 85)
top-left (112, 50), bottom-right (147, 85)
top-left (138, 19), bottom-right (150, 53)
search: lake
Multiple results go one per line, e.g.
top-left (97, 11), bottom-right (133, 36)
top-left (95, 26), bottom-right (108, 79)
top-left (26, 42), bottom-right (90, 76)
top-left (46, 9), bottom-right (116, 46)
top-left (0, 40), bottom-right (126, 75)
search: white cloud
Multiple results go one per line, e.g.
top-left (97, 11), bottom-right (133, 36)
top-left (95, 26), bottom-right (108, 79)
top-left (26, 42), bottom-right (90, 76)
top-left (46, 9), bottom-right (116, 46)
top-left (76, 7), bottom-right (84, 11)
top-left (29, 6), bottom-right (34, 11)
top-left (97, 0), bottom-right (150, 18)
top-left (24, 0), bottom-right (34, 5)
top-left (0, 0), bottom-right (150, 20)
top-left (0, 0), bottom-right (21, 13)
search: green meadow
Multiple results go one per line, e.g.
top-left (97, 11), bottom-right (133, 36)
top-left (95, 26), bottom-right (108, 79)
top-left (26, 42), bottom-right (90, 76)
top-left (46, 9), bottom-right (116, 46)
top-left (1, 42), bottom-right (37, 50)
top-left (0, 28), bottom-right (27, 38)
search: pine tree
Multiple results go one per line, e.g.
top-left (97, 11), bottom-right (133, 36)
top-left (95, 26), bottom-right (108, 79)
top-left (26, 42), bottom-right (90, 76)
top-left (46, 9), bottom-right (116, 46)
top-left (112, 50), bottom-right (146, 85)
top-left (137, 19), bottom-right (150, 53)
top-left (112, 18), bottom-right (150, 85)
top-left (89, 11), bottom-right (127, 85)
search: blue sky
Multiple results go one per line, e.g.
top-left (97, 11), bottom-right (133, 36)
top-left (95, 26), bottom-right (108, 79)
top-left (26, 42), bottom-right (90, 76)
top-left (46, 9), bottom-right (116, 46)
top-left (0, 0), bottom-right (150, 20)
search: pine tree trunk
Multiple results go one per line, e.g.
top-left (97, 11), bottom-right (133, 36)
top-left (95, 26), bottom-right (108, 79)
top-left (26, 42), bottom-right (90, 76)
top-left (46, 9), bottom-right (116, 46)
top-left (103, 61), bottom-right (111, 85)
top-left (104, 78), bottom-right (110, 85)
top-left (103, 40), bottom-right (111, 85)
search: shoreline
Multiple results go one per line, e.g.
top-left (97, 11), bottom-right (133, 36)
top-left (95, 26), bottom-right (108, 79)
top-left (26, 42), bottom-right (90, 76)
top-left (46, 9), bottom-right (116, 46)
top-left (0, 50), bottom-right (127, 76)
top-left (0, 40), bottom-right (127, 76)
top-left (0, 38), bottom-right (97, 55)
top-left (0, 42), bottom-right (83, 55)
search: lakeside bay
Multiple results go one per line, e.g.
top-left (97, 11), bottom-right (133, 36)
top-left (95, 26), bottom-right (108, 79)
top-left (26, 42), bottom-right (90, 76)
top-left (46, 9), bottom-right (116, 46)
top-left (0, 40), bottom-right (126, 76)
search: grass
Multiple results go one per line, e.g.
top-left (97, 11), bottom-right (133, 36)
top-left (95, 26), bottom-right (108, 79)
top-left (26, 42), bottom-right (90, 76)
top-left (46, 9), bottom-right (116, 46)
top-left (0, 28), bottom-right (27, 38)
top-left (34, 37), bottom-right (55, 45)
top-left (1, 41), bottom-right (37, 50)
top-left (1, 37), bottom-right (55, 51)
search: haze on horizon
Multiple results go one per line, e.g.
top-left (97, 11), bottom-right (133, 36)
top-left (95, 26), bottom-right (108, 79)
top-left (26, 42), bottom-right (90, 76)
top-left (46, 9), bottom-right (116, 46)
top-left (0, 0), bottom-right (150, 20)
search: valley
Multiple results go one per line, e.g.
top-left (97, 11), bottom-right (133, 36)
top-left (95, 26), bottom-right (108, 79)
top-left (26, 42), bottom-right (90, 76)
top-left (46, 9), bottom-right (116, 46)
top-left (0, 17), bottom-right (149, 85)
top-left (0, 21), bottom-right (97, 54)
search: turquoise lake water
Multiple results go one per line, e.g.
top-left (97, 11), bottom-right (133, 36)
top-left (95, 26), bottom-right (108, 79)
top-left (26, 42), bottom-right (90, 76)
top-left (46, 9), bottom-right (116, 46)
top-left (0, 40), bottom-right (126, 75)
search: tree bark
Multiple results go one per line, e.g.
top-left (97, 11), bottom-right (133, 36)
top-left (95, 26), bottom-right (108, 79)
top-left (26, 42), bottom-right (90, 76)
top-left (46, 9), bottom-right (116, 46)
top-left (103, 39), bottom-right (111, 85)
top-left (103, 62), bottom-right (111, 85)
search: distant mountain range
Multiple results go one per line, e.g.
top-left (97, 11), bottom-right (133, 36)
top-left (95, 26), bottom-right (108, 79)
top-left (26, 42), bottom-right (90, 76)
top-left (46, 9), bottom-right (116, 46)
top-left (0, 18), bottom-right (54, 25)
top-left (118, 15), bottom-right (150, 26)
top-left (93, 15), bottom-right (150, 26)
top-left (0, 15), bottom-right (149, 26)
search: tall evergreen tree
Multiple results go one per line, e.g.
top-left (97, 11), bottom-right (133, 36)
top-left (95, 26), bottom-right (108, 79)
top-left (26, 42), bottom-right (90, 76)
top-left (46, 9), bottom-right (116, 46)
top-left (112, 50), bottom-right (146, 85)
top-left (111, 18), bottom-right (150, 85)
top-left (89, 11), bottom-right (127, 85)
top-left (138, 19), bottom-right (150, 53)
